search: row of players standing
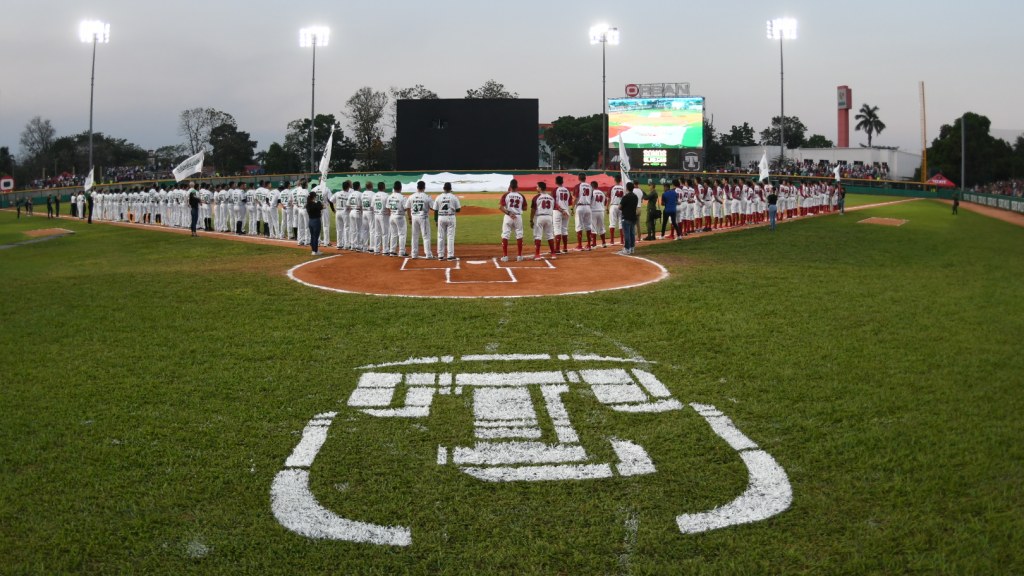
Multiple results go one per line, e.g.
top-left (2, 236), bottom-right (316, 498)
top-left (655, 177), bottom-right (845, 238)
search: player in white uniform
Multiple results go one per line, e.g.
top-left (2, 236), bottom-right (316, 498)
top-left (279, 184), bottom-right (295, 238)
top-left (360, 181), bottom-right (374, 251)
top-left (499, 179), bottom-right (526, 261)
top-left (607, 174), bottom-right (625, 246)
top-left (242, 183), bottom-right (255, 234)
top-left (408, 181), bottom-right (434, 259)
top-left (590, 181), bottom-right (608, 248)
top-left (552, 175), bottom-right (572, 254)
top-left (572, 173), bottom-right (593, 251)
top-left (294, 180), bottom-right (309, 245)
top-left (267, 184), bottom-right (282, 238)
top-left (347, 181), bottom-right (363, 250)
top-left (434, 182), bottom-right (461, 260)
top-left (386, 181), bottom-right (408, 257)
top-left (332, 180), bottom-right (350, 249)
top-left (371, 182), bottom-right (391, 255)
top-left (529, 181), bottom-right (557, 260)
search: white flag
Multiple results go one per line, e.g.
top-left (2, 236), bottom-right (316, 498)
top-left (833, 164), bottom-right (842, 182)
top-left (758, 151), bottom-right (770, 183)
top-left (318, 126), bottom-right (335, 178)
top-left (172, 150), bottom-right (205, 182)
top-left (83, 168), bottom-right (94, 192)
top-left (618, 134), bottom-right (631, 185)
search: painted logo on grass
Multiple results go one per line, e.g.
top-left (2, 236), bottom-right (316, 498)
top-left (270, 353), bottom-right (792, 547)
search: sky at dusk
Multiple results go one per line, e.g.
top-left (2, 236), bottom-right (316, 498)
top-left (2, 0), bottom-right (1023, 160)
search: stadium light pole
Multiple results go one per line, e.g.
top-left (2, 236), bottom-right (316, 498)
top-left (590, 24), bottom-right (619, 171)
top-left (300, 26), bottom-right (330, 174)
top-left (767, 18), bottom-right (797, 168)
top-left (79, 20), bottom-right (110, 173)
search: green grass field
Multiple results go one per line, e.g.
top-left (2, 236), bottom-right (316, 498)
top-left (1, 197), bottom-right (1022, 574)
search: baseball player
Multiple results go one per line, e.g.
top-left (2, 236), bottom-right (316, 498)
top-left (590, 180), bottom-right (608, 248)
top-left (245, 183), bottom-right (258, 235)
top-left (608, 174), bottom-right (625, 245)
top-left (282, 183), bottom-right (297, 239)
top-left (294, 179), bottom-right (310, 245)
top-left (434, 182), bottom-right (461, 260)
top-left (372, 181), bottom-right (391, 254)
top-left (316, 181), bottom-right (332, 246)
top-left (408, 181), bottom-right (434, 259)
top-left (386, 181), bottom-right (408, 257)
top-left (499, 179), bottom-right (526, 262)
top-left (347, 181), bottom-right (363, 250)
top-left (529, 181), bottom-right (557, 260)
top-left (361, 180), bottom-right (374, 251)
top-left (572, 173), bottom-right (593, 251)
top-left (552, 175), bottom-right (572, 254)
top-left (331, 180), bottom-right (350, 249)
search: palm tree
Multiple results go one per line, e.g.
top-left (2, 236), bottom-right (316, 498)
top-left (855, 104), bottom-right (887, 147)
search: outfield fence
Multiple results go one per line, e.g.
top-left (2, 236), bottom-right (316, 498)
top-left (960, 191), bottom-right (1024, 215)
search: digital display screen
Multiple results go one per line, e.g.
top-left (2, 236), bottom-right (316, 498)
top-left (608, 97), bottom-right (704, 149)
top-left (643, 149), bottom-right (668, 167)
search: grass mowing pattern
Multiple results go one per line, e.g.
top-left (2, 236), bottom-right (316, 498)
top-left (1, 197), bottom-right (1022, 574)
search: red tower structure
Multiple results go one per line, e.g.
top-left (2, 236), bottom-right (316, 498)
top-left (837, 86), bottom-right (852, 148)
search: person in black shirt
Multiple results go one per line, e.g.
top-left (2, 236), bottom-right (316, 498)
top-left (46, 195), bottom-right (54, 219)
top-left (306, 191), bottom-right (325, 256)
top-left (767, 185), bottom-right (779, 232)
top-left (188, 185), bottom-right (201, 236)
top-left (619, 182), bottom-right (640, 255)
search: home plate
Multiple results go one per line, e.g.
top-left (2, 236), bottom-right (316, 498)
top-left (858, 217), bottom-right (908, 227)
top-left (467, 260), bottom-right (488, 265)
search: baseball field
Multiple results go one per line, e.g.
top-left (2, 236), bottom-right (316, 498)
top-left (1, 194), bottom-right (1022, 574)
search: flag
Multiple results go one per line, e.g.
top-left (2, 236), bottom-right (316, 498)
top-left (758, 151), bottom-right (770, 183)
top-left (833, 164), bottom-right (842, 182)
top-left (618, 134), bottom-right (631, 185)
top-left (172, 150), bottom-right (205, 182)
top-left (318, 126), bottom-right (335, 178)
top-left (84, 168), bottom-right (94, 192)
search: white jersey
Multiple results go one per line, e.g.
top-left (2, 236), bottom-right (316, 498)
top-left (334, 189), bottom-right (349, 211)
top-left (531, 192), bottom-right (555, 217)
top-left (609, 185), bottom-right (625, 206)
top-left (386, 192), bottom-right (407, 215)
top-left (408, 191), bottom-right (433, 218)
top-left (434, 192), bottom-right (461, 217)
top-left (372, 191), bottom-right (390, 215)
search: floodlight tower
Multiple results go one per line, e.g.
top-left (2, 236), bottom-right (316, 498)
top-left (300, 26), bottom-right (330, 174)
top-left (767, 18), bottom-right (797, 167)
top-left (590, 24), bottom-right (619, 170)
top-left (80, 20), bottom-right (110, 172)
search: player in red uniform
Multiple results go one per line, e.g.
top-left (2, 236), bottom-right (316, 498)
top-left (529, 181), bottom-right (558, 260)
top-left (552, 175), bottom-right (572, 254)
top-left (572, 173), bottom-right (594, 251)
top-left (499, 179), bottom-right (526, 262)
top-left (607, 174), bottom-right (625, 245)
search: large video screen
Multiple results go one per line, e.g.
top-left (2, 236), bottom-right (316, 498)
top-left (608, 97), bottom-right (704, 149)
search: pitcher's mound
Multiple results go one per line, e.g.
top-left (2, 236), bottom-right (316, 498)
top-left (289, 244), bottom-right (667, 298)
top-left (858, 217), bottom-right (908, 227)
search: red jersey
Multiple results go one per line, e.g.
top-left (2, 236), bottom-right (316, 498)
top-left (531, 192), bottom-right (555, 217)
top-left (574, 182), bottom-right (593, 206)
top-left (500, 191), bottom-right (526, 216)
top-left (554, 187), bottom-right (572, 211)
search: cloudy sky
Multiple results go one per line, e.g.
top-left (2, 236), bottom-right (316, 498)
top-left (2, 0), bottom-right (1022, 160)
